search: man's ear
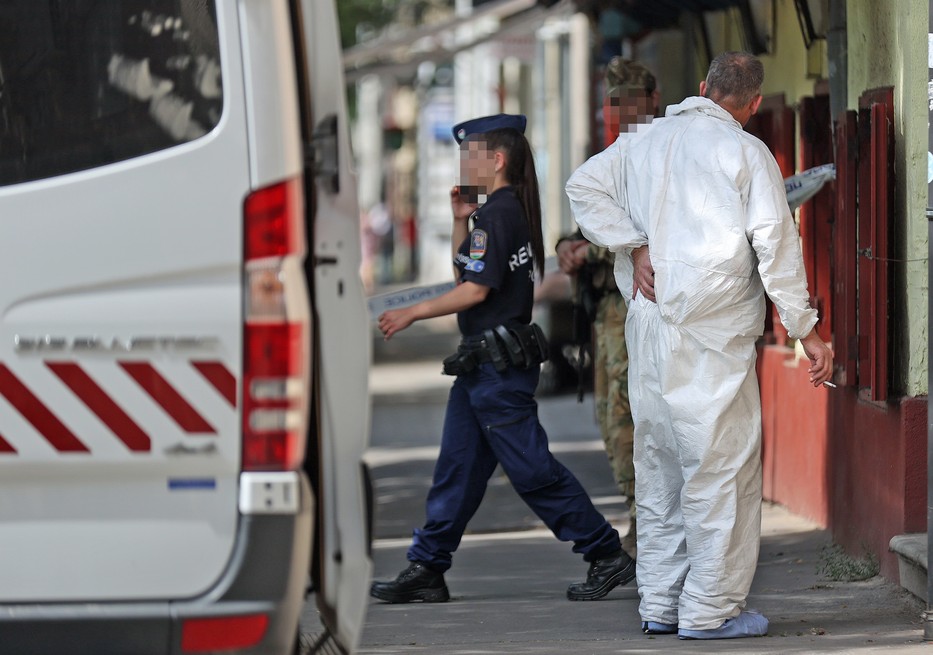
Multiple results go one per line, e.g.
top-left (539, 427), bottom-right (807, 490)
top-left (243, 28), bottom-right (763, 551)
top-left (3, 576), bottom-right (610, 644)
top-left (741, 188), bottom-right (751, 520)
top-left (750, 94), bottom-right (763, 115)
top-left (699, 80), bottom-right (707, 97)
top-left (650, 89), bottom-right (661, 116)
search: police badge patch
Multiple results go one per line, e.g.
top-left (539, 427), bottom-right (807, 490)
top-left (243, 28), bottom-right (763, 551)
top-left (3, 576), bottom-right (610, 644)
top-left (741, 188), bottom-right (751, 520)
top-left (464, 259), bottom-right (485, 272)
top-left (469, 229), bottom-right (487, 259)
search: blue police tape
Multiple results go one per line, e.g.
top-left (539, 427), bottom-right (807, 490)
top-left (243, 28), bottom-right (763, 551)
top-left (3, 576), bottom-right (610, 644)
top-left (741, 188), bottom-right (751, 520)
top-left (366, 164), bottom-right (836, 321)
top-left (367, 282), bottom-right (457, 319)
top-left (784, 163), bottom-right (836, 212)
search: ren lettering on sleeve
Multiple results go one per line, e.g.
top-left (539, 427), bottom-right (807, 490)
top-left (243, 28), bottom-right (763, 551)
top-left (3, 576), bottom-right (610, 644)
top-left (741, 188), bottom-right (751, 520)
top-left (508, 241), bottom-right (533, 271)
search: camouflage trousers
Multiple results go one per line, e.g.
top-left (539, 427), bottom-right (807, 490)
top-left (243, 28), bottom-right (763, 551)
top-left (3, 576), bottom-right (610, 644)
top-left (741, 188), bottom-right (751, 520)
top-left (593, 292), bottom-right (635, 505)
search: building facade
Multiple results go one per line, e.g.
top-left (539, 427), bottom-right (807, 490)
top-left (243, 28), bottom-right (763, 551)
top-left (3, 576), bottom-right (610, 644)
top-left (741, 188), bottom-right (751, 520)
top-left (344, 0), bottom-right (930, 587)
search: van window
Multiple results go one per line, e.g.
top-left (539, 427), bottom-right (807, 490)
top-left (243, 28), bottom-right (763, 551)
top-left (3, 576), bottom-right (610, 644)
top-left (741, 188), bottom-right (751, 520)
top-left (0, 1), bottom-right (222, 187)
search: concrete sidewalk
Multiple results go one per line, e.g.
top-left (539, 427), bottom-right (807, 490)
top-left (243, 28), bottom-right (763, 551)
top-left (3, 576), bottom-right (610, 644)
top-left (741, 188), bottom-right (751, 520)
top-left (357, 355), bottom-right (926, 653)
top-left (362, 502), bottom-right (925, 654)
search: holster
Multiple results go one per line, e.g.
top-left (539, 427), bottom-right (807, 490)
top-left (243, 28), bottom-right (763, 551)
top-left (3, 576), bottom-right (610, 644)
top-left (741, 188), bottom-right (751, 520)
top-left (475, 330), bottom-right (505, 372)
top-left (442, 349), bottom-right (477, 376)
top-left (514, 323), bottom-right (549, 366)
top-left (493, 326), bottom-right (525, 368)
top-left (493, 324), bottom-right (549, 369)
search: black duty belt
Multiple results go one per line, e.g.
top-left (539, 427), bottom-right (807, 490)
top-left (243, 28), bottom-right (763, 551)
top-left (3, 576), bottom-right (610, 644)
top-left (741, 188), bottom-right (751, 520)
top-left (443, 324), bottom-right (549, 376)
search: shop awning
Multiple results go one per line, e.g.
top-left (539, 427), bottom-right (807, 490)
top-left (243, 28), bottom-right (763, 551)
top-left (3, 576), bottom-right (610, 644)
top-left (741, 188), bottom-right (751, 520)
top-left (343, 0), bottom-right (556, 82)
top-left (573, 0), bottom-right (744, 29)
top-left (342, 0), bottom-right (750, 80)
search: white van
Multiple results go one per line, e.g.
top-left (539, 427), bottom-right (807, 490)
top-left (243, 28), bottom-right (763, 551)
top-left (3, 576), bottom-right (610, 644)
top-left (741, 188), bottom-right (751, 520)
top-left (0, 1), bottom-right (371, 653)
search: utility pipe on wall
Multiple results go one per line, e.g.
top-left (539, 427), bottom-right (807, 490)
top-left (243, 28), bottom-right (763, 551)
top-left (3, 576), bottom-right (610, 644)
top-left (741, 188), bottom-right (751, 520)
top-left (827, 0), bottom-right (847, 131)
top-left (926, 0), bottom-right (933, 641)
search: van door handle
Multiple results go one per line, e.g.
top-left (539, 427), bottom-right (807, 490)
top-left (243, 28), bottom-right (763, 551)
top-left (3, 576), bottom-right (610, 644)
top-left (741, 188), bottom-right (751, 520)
top-left (314, 255), bottom-right (338, 266)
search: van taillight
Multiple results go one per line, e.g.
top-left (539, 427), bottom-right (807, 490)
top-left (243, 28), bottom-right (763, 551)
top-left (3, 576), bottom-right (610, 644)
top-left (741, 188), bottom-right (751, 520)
top-left (243, 178), bottom-right (308, 472)
top-left (244, 178), bottom-right (303, 259)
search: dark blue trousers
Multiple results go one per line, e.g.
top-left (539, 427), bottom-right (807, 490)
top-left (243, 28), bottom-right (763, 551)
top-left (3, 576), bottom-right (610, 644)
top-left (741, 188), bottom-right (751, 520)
top-left (407, 362), bottom-right (620, 572)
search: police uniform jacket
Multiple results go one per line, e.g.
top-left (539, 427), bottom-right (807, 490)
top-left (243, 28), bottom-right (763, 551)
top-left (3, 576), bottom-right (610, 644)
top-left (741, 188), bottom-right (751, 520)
top-left (453, 186), bottom-right (534, 337)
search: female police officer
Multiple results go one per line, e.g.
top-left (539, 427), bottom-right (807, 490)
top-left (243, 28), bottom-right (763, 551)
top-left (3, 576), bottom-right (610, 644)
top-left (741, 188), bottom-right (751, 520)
top-left (370, 114), bottom-right (634, 604)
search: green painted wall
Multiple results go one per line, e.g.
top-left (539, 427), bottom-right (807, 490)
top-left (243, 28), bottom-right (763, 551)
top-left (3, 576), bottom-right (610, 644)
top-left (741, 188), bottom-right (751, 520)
top-left (759, 0), bottom-right (826, 105)
top-left (703, 0), bottom-right (928, 397)
top-left (848, 0), bottom-right (928, 396)
top-left (646, 0), bottom-right (927, 396)
top-left (703, 0), bottom-right (822, 105)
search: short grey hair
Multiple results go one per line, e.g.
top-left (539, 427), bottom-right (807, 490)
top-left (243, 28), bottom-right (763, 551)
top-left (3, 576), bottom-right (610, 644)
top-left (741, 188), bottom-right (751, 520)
top-left (705, 51), bottom-right (764, 106)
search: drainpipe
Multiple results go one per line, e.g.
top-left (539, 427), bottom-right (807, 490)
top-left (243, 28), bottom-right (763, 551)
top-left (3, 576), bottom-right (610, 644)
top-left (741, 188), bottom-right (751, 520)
top-left (927, 0), bottom-right (933, 640)
top-left (826, 0), bottom-right (847, 132)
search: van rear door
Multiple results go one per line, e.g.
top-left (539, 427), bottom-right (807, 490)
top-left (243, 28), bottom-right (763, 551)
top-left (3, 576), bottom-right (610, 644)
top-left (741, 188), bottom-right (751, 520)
top-left (292, 0), bottom-right (373, 650)
top-left (0, 1), bottom-right (246, 602)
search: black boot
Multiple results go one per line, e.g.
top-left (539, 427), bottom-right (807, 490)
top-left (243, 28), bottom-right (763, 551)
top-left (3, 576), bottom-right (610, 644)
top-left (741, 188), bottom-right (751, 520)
top-left (566, 549), bottom-right (636, 601)
top-left (370, 562), bottom-right (450, 603)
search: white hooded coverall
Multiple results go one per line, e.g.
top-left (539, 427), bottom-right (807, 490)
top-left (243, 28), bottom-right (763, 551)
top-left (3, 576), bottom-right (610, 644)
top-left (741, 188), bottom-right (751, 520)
top-left (566, 96), bottom-right (817, 630)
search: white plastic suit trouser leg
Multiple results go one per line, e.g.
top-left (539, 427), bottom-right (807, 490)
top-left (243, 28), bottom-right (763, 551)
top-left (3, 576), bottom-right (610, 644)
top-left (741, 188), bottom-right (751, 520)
top-left (627, 296), bottom-right (763, 631)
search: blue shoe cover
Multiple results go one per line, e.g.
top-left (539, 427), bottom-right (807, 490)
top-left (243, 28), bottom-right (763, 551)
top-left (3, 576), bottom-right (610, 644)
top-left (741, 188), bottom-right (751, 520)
top-left (642, 621), bottom-right (678, 635)
top-left (678, 610), bottom-right (769, 640)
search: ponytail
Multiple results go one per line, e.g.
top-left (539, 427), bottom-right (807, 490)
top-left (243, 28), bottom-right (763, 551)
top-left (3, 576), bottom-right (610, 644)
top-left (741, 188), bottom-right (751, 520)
top-left (483, 128), bottom-right (545, 280)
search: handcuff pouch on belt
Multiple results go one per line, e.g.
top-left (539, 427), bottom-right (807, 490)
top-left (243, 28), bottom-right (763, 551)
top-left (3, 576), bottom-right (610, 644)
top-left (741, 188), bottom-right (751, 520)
top-left (442, 323), bottom-right (550, 376)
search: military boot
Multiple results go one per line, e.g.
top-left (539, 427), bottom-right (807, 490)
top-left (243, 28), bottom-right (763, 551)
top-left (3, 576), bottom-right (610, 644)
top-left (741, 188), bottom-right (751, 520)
top-left (370, 562), bottom-right (450, 603)
top-left (622, 515), bottom-right (637, 560)
top-left (566, 549), bottom-right (636, 601)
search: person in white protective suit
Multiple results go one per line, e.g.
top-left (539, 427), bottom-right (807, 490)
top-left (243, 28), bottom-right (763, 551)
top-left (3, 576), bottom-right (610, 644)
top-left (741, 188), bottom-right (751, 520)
top-left (565, 51), bottom-right (833, 640)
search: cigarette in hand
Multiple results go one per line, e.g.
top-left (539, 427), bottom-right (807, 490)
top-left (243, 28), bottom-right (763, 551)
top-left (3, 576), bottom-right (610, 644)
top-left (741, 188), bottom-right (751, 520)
top-left (822, 381), bottom-right (837, 388)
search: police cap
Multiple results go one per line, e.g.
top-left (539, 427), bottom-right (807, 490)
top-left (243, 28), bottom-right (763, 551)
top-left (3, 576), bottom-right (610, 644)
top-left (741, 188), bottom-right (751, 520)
top-left (452, 113), bottom-right (527, 144)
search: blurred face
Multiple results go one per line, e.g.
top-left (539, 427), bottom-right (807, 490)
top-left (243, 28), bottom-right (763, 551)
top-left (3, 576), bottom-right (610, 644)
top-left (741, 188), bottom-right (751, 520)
top-left (604, 89), bottom-right (656, 140)
top-left (459, 136), bottom-right (497, 203)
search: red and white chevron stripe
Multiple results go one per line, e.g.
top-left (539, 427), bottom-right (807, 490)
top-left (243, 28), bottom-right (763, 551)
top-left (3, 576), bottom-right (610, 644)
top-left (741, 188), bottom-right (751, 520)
top-left (0, 360), bottom-right (237, 456)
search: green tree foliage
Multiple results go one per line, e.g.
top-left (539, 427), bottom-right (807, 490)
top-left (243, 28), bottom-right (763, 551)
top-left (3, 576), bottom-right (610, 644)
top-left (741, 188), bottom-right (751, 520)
top-left (336, 0), bottom-right (397, 49)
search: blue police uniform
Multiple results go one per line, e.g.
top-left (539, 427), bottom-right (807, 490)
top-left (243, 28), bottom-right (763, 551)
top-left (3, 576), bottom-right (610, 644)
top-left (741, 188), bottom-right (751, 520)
top-left (371, 114), bottom-right (633, 605)
top-left (406, 185), bottom-right (621, 571)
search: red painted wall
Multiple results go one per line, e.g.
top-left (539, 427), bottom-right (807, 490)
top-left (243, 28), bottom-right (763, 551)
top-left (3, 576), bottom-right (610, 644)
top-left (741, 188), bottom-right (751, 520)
top-left (758, 345), bottom-right (830, 526)
top-left (759, 343), bottom-right (928, 582)
top-left (829, 393), bottom-right (926, 580)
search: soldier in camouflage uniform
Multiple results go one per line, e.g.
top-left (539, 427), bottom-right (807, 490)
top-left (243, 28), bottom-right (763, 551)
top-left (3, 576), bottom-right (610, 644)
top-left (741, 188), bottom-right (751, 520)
top-left (557, 58), bottom-right (659, 560)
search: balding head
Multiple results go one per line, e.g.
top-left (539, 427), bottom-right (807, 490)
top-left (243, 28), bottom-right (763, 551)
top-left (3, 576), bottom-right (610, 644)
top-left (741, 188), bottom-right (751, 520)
top-left (699, 51), bottom-right (763, 126)
top-left (703, 51), bottom-right (763, 105)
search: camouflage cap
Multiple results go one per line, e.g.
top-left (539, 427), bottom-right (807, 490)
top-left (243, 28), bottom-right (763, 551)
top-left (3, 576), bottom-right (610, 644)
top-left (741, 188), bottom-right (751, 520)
top-left (604, 57), bottom-right (657, 97)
